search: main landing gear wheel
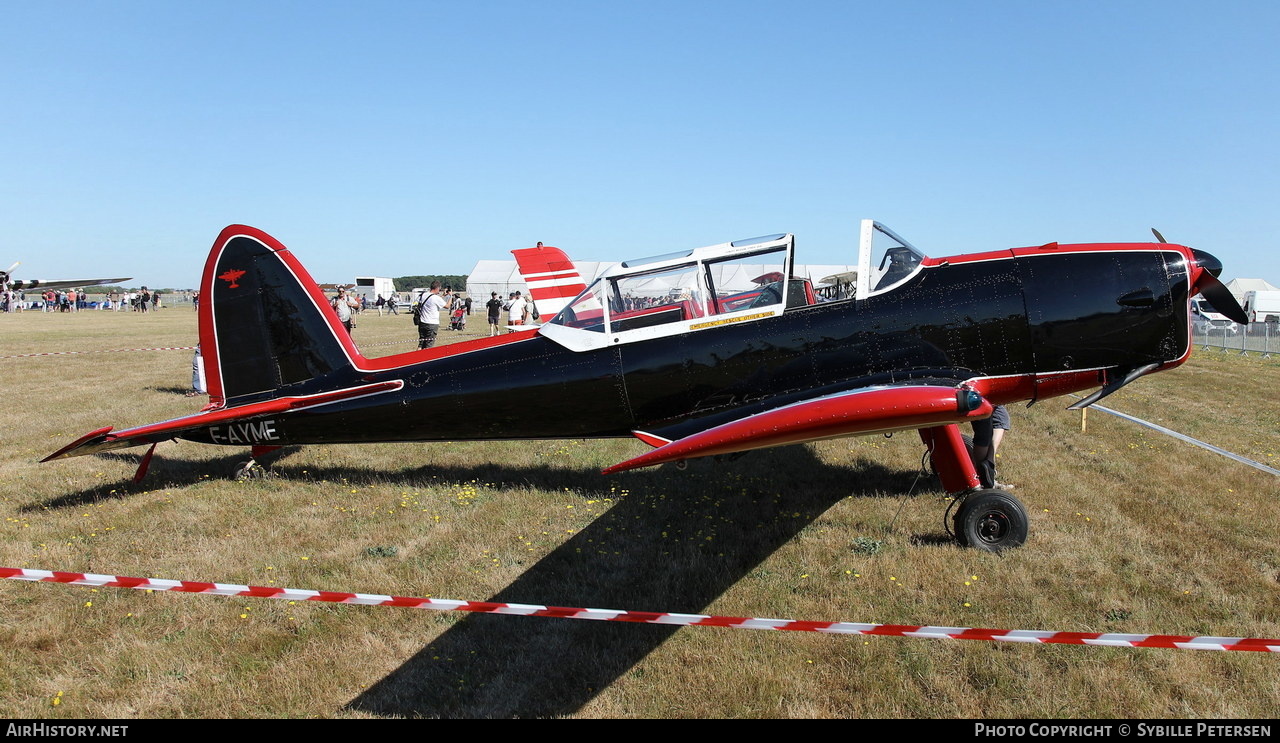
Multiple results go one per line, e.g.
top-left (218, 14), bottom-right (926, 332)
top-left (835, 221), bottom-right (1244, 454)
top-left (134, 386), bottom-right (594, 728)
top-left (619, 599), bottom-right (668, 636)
top-left (953, 489), bottom-right (1028, 552)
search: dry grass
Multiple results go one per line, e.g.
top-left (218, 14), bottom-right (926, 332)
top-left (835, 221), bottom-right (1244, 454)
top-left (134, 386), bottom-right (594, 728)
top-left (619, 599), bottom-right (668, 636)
top-left (1, 307), bottom-right (1278, 718)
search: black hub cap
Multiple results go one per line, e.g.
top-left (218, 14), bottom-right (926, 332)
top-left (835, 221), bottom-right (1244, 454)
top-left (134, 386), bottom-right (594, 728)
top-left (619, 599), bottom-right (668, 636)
top-left (976, 511), bottom-right (1009, 543)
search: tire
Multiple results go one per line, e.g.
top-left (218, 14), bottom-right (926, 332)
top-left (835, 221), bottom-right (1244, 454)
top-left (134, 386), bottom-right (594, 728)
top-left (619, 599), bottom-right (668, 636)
top-left (954, 489), bottom-right (1028, 552)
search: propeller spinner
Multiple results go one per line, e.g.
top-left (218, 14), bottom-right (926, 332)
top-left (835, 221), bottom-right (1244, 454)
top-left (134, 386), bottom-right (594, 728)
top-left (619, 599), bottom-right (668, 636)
top-left (1151, 228), bottom-right (1249, 324)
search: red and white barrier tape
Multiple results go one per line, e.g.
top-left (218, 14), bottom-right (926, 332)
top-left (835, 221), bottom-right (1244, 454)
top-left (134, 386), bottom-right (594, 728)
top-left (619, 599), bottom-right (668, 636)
top-left (0, 346), bottom-right (196, 360)
top-left (4, 567), bottom-right (1277, 652)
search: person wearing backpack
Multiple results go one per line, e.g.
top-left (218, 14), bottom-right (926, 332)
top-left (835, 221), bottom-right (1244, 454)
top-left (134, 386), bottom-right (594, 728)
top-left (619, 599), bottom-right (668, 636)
top-left (416, 282), bottom-right (446, 349)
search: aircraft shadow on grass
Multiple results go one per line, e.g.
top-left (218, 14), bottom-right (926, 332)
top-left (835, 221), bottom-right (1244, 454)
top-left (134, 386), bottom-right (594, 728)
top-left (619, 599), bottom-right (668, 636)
top-left (320, 445), bottom-right (941, 719)
top-left (37, 443), bottom-right (944, 717)
top-left (23, 449), bottom-right (306, 511)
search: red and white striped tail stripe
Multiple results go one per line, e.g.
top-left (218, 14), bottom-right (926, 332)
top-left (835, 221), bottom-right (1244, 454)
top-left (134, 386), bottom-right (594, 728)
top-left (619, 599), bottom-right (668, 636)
top-left (511, 245), bottom-right (587, 318)
top-left (4, 567), bottom-right (1277, 652)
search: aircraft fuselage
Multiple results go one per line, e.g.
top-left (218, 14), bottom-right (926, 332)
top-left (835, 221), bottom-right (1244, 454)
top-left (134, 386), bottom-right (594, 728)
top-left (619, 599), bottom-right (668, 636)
top-left (180, 245), bottom-right (1191, 449)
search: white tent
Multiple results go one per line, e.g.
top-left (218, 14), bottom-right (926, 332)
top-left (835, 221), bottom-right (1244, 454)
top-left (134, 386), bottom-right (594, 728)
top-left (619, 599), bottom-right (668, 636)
top-left (1226, 277), bottom-right (1280, 304)
top-left (466, 259), bottom-right (613, 299)
top-left (465, 260), bottom-right (522, 299)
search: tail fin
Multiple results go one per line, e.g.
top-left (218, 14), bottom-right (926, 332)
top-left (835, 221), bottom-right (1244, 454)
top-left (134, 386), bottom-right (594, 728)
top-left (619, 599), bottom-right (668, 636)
top-left (199, 225), bottom-right (361, 407)
top-left (511, 244), bottom-right (587, 319)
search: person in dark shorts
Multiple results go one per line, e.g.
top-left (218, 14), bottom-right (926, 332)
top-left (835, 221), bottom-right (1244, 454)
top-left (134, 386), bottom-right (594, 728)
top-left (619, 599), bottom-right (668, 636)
top-left (486, 291), bottom-right (504, 336)
top-left (971, 404), bottom-right (1012, 489)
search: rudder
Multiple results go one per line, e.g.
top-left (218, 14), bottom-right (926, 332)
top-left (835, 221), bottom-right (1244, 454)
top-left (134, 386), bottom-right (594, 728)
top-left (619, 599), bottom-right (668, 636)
top-left (511, 244), bottom-right (587, 319)
top-left (199, 225), bottom-right (360, 407)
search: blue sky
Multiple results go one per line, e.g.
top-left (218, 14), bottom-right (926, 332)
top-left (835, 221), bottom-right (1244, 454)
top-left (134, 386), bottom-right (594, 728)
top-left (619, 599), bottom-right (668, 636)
top-left (2, 1), bottom-right (1277, 289)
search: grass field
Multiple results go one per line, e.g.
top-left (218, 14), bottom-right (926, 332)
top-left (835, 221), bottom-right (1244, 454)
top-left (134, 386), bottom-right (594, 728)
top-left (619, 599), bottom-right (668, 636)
top-left (2, 306), bottom-right (1278, 718)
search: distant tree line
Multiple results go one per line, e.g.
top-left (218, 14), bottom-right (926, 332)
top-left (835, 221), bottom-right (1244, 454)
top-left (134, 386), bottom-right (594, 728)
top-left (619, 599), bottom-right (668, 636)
top-left (393, 275), bottom-right (468, 292)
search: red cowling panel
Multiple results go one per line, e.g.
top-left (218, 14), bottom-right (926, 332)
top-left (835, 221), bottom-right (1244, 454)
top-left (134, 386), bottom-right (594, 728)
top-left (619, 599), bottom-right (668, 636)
top-left (603, 386), bottom-right (993, 474)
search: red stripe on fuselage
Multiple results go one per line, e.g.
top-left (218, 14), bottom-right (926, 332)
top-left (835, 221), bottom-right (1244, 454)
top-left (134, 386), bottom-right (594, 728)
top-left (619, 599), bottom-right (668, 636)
top-left (920, 242), bottom-right (1195, 267)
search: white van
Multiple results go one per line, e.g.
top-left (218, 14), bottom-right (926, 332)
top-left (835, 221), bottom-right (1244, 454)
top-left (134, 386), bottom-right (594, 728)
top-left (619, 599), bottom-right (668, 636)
top-left (1242, 290), bottom-right (1280, 324)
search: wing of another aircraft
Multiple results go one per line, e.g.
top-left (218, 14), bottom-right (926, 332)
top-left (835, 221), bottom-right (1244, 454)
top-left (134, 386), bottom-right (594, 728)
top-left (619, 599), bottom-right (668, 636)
top-left (1, 261), bottom-right (132, 293)
top-left (602, 384), bottom-right (993, 474)
top-left (7, 278), bottom-right (133, 292)
top-left (2, 260), bottom-right (132, 293)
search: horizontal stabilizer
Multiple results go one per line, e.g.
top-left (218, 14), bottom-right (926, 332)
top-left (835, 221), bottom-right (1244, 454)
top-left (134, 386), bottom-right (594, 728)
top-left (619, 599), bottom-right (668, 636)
top-left (42, 380), bottom-right (403, 462)
top-left (603, 385), bottom-right (992, 474)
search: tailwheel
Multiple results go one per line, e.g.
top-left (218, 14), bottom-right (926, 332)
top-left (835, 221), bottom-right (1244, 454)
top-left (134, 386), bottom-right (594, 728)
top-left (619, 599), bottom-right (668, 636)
top-left (233, 460), bottom-right (269, 480)
top-left (234, 445), bottom-right (283, 480)
top-left (953, 489), bottom-right (1028, 552)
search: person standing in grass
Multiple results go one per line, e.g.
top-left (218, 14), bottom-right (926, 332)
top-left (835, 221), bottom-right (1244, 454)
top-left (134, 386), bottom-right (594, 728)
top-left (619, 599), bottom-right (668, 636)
top-left (507, 291), bottom-right (527, 332)
top-left (486, 292), bottom-right (503, 336)
top-left (332, 287), bottom-right (355, 333)
top-left (187, 344), bottom-right (206, 398)
top-left (416, 281), bottom-right (446, 349)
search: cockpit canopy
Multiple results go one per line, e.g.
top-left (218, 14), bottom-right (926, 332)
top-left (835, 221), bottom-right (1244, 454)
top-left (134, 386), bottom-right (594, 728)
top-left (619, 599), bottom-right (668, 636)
top-left (541, 221), bottom-right (925, 351)
top-left (546, 234), bottom-right (799, 336)
top-left (857, 221), bottom-right (925, 297)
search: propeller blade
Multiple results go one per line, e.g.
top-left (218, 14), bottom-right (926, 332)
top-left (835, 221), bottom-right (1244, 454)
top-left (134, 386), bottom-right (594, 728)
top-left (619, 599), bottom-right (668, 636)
top-left (1154, 239), bottom-right (1248, 325)
top-left (1197, 271), bottom-right (1249, 324)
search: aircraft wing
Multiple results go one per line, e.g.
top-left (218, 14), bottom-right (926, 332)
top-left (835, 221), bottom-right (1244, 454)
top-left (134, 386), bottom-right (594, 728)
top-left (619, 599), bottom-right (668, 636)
top-left (11, 277), bottom-right (132, 292)
top-left (42, 381), bottom-right (403, 462)
top-left (602, 384), bottom-right (992, 474)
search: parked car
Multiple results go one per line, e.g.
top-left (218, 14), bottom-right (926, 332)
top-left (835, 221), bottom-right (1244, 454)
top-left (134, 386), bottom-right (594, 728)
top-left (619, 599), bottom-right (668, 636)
top-left (1191, 297), bottom-right (1239, 335)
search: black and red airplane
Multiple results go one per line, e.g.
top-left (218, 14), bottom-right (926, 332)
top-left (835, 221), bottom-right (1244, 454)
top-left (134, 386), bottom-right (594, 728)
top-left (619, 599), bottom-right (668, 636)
top-left (42, 221), bottom-right (1247, 551)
